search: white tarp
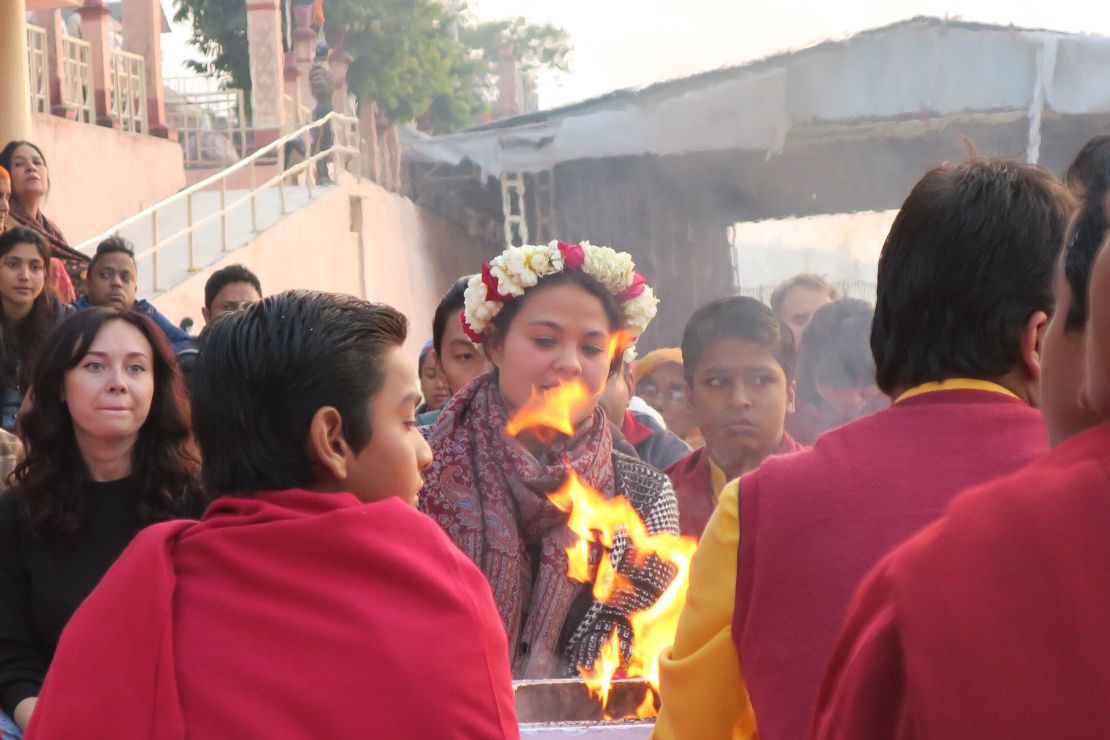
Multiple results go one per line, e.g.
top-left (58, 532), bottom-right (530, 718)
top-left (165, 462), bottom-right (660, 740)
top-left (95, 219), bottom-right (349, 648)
top-left (403, 19), bottom-right (1110, 178)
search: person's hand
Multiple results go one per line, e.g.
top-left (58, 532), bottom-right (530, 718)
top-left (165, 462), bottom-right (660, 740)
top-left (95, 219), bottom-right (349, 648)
top-left (14, 696), bottom-right (37, 729)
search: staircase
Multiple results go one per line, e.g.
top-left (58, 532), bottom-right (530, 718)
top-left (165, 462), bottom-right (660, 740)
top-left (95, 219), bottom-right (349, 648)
top-left (73, 113), bottom-right (363, 299)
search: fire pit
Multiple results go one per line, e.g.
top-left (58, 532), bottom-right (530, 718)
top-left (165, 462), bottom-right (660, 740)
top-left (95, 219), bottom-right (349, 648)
top-left (515, 678), bottom-right (655, 738)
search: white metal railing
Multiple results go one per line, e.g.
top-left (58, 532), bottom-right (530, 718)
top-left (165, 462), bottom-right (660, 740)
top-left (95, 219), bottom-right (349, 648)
top-left (108, 48), bottom-right (147, 134)
top-left (61, 36), bottom-right (94, 124)
top-left (74, 112), bottom-right (363, 293)
top-left (26, 24), bottom-right (49, 115)
top-left (166, 88), bottom-right (248, 168)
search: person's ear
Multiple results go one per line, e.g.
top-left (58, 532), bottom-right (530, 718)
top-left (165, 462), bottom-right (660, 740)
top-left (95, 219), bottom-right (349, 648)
top-left (1021, 310), bottom-right (1050, 382)
top-left (201, 306), bottom-right (211, 325)
top-left (786, 379), bottom-right (797, 415)
top-left (624, 365), bottom-right (636, 397)
top-left (306, 406), bottom-right (350, 482)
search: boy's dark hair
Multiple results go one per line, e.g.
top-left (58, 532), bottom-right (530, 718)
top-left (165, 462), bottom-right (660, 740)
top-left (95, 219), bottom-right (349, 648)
top-left (681, 296), bottom-right (796, 386)
top-left (797, 299), bottom-right (875, 404)
top-left (204, 264), bottom-right (262, 310)
top-left (1061, 136), bottom-right (1110, 331)
top-left (770, 273), bottom-right (840, 316)
top-left (871, 159), bottom-right (1074, 395)
top-left (432, 276), bottom-right (471, 358)
top-left (88, 235), bottom-right (136, 274)
top-left (191, 290), bottom-right (407, 495)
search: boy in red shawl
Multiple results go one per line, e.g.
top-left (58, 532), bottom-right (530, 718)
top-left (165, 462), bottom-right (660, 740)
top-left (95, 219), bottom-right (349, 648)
top-left (664, 296), bottom-right (803, 538)
top-left (811, 228), bottom-right (1110, 740)
top-left (653, 159), bottom-right (1073, 740)
top-left (26, 291), bottom-right (519, 740)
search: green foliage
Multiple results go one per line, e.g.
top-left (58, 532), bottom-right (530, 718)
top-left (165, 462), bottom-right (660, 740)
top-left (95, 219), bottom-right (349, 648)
top-left (173, 0), bottom-right (570, 133)
top-left (172, 0), bottom-right (261, 96)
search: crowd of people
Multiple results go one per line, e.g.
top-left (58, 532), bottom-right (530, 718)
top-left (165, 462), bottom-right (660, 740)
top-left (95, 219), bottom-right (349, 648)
top-left (0, 129), bottom-right (1102, 739)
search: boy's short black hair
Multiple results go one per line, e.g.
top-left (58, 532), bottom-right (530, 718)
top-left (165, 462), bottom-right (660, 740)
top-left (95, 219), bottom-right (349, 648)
top-left (204, 264), bottom-right (263, 310)
top-left (797, 299), bottom-right (875, 404)
top-left (681, 296), bottom-right (796, 386)
top-left (871, 159), bottom-right (1074, 395)
top-left (191, 290), bottom-right (407, 495)
top-left (1062, 136), bottom-right (1110, 331)
top-left (432, 276), bottom-right (471, 358)
top-left (88, 236), bottom-right (136, 274)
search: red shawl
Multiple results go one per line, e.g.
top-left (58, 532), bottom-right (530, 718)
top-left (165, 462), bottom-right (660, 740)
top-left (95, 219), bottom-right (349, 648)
top-left (813, 422), bottom-right (1110, 740)
top-left (665, 432), bottom-right (804, 538)
top-left (6, 199), bottom-right (85, 303)
top-left (420, 374), bottom-right (616, 677)
top-left (26, 490), bottom-right (519, 740)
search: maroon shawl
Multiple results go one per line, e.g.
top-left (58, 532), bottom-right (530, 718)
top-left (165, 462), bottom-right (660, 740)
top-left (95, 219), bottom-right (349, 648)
top-left (7, 199), bottom-right (87, 302)
top-left (420, 374), bottom-right (616, 677)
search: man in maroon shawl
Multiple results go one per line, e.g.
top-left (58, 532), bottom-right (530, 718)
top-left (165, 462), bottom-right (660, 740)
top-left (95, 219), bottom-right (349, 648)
top-left (654, 159), bottom-right (1072, 740)
top-left (811, 234), bottom-right (1110, 740)
top-left (26, 291), bottom-right (519, 740)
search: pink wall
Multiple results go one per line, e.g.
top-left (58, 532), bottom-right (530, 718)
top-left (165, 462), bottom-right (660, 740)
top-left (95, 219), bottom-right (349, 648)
top-left (29, 113), bottom-right (186, 244)
top-left (152, 180), bottom-right (496, 364)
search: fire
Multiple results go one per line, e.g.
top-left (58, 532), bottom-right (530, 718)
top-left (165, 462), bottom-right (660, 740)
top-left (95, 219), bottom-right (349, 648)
top-left (581, 628), bottom-right (622, 707)
top-left (504, 381), bottom-right (593, 443)
top-left (547, 469), bottom-right (697, 717)
top-left (505, 356), bottom-right (699, 720)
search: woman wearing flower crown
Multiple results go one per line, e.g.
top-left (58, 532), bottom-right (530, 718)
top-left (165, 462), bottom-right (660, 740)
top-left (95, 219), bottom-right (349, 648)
top-left (420, 240), bottom-right (680, 679)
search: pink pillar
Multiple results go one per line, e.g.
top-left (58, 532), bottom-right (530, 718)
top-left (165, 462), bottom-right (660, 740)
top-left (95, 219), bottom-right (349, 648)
top-left (78, 0), bottom-right (117, 128)
top-left (328, 49), bottom-right (352, 115)
top-left (246, 0), bottom-right (287, 145)
top-left (121, 0), bottom-right (176, 139)
top-left (291, 3), bottom-right (316, 112)
top-left (283, 55), bottom-right (303, 126)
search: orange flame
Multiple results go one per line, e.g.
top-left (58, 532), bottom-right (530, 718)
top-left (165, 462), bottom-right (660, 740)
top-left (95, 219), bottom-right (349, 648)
top-left (504, 381), bottom-right (593, 443)
top-left (581, 628), bottom-right (622, 708)
top-left (633, 687), bottom-right (657, 719)
top-left (547, 467), bottom-right (698, 718)
top-left (502, 331), bottom-right (697, 719)
top-left (607, 330), bottom-right (635, 365)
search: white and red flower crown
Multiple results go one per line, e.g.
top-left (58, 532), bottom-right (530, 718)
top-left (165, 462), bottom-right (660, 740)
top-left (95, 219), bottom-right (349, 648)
top-left (461, 241), bottom-right (658, 349)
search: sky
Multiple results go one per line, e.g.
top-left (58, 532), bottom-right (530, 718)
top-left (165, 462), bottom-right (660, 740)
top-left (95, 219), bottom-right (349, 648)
top-left (162, 0), bottom-right (1110, 109)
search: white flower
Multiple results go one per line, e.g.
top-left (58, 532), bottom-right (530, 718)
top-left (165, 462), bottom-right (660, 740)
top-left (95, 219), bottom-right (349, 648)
top-left (622, 287), bottom-right (659, 334)
top-left (582, 243), bottom-right (635, 294)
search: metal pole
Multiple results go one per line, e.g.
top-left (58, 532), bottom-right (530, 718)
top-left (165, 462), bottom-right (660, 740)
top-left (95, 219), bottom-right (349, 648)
top-left (186, 192), bottom-right (195, 271)
top-left (278, 138), bottom-right (286, 214)
top-left (150, 211), bottom-right (159, 292)
top-left (250, 158), bottom-right (258, 232)
top-left (220, 177), bottom-right (227, 250)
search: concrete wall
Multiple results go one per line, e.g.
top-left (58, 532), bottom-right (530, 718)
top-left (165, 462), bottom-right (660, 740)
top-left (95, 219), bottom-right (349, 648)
top-left (151, 178), bottom-right (496, 363)
top-left (29, 113), bottom-right (186, 244)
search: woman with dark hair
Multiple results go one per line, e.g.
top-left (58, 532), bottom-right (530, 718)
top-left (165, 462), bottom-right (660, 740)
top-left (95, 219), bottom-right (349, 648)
top-left (0, 308), bottom-right (203, 736)
top-left (0, 228), bottom-right (71, 432)
top-left (787, 298), bottom-right (887, 444)
top-left (421, 241), bottom-right (680, 679)
top-left (0, 141), bottom-right (88, 303)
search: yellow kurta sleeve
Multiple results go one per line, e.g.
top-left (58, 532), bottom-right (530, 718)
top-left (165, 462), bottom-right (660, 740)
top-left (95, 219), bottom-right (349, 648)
top-left (653, 480), bottom-right (757, 740)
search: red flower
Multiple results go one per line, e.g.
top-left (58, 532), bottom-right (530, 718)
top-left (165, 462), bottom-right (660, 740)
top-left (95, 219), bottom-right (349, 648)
top-left (481, 263), bottom-right (511, 302)
top-left (460, 310), bottom-right (484, 344)
top-left (557, 241), bottom-right (586, 271)
top-left (618, 271), bottom-right (648, 302)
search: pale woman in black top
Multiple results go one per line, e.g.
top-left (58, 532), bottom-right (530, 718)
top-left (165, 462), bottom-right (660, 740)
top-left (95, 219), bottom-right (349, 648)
top-left (0, 308), bottom-right (202, 736)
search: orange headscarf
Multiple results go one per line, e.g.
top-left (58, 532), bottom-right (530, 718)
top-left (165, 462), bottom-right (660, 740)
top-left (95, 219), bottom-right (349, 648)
top-left (0, 166), bottom-right (9, 184)
top-left (632, 347), bottom-right (684, 385)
